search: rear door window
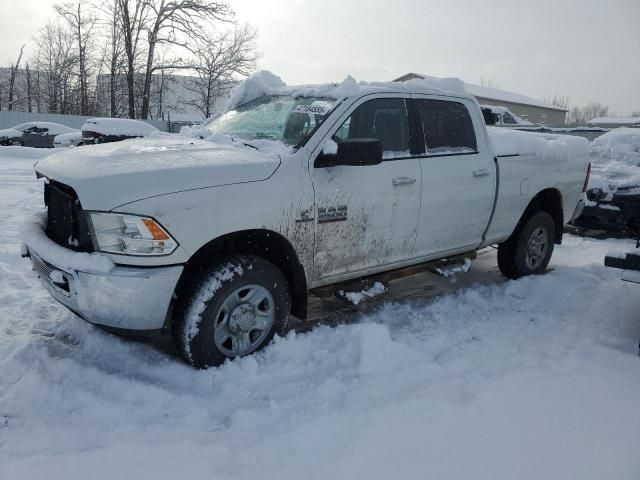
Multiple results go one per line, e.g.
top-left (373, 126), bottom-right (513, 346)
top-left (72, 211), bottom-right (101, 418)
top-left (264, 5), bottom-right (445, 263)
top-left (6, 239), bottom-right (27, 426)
top-left (416, 99), bottom-right (478, 154)
top-left (334, 98), bottom-right (410, 159)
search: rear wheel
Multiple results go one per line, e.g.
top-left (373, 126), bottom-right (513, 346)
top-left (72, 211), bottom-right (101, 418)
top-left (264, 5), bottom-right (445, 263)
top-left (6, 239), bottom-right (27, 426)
top-left (9, 139), bottom-right (23, 146)
top-left (497, 211), bottom-right (556, 279)
top-left (173, 255), bottom-right (291, 368)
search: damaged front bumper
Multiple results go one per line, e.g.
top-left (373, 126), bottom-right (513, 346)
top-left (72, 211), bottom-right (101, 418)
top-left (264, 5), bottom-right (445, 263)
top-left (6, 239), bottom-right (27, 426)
top-left (26, 248), bottom-right (183, 332)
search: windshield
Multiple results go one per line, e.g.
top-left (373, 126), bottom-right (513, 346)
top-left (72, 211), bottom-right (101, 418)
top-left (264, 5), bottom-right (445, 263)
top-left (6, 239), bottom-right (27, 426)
top-left (206, 96), bottom-right (339, 146)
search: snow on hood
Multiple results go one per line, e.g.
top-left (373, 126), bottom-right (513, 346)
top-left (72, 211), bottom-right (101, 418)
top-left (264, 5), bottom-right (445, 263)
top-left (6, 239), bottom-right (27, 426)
top-left (487, 127), bottom-right (589, 161)
top-left (0, 128), bottom-right (22, 139)
top-left (226, 70), bottom-right (468, 110)
top-left (34, 135), bottom-right (281, 210)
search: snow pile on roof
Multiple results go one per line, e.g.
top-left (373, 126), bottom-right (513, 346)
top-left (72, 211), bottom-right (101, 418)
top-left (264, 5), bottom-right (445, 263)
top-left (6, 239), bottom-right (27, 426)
top-left (21, 211), bottom-right (114, 274)
top-left (12, 122), bottom-right (78, 135)
top-left (81, 118), bottom-right (159, 137)
top-left (488, 126), bottom-right (589, 160)
top-left (588, 116), bottom-right (640, 126)
top-left (588, 128), bottom-right (640, 192)
top-left (404, 75), bottom-right (465, 94)
top-left (227, 71), bottom-right (287, 110)
top-left (226, 70), bottom-right (468, 111)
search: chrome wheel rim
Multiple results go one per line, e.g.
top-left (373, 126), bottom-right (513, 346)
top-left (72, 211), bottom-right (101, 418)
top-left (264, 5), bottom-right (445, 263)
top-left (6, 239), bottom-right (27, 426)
top-left (212, 284), bottom-right (275, 357)
top-left (525, 227), bottom-right (549, 270)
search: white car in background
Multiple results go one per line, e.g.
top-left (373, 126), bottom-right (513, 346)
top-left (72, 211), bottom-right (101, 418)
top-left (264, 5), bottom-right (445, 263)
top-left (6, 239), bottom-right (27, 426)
top-left (53, 131), bottom-right (85, 148)
top-left (0, 122), bottom-right (78, 148)
top-left (81, 118), bottom-right (159, 144)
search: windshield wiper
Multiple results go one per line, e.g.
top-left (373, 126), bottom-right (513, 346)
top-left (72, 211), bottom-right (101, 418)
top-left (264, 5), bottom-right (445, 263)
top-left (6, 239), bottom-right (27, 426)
top-left (230, 136), bottom-right (259, 151)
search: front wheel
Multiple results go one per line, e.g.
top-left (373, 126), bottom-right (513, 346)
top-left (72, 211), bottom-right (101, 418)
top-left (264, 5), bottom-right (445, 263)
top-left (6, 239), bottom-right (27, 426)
top-left (497, 211), bottom-right (556, 279)
top-left (9, 138), bottom-right (23, 146)
top-left (173, 255), bottom-right (291, 368)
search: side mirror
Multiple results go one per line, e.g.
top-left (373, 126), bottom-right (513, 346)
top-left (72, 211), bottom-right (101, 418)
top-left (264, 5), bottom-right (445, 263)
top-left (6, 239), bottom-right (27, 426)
top-left (315, 138), bottom-right (383, 168)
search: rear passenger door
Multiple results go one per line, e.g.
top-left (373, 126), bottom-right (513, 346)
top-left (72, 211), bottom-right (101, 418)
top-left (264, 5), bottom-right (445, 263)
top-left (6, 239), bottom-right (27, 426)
top-left (411, 96), bottom-right (495, 257)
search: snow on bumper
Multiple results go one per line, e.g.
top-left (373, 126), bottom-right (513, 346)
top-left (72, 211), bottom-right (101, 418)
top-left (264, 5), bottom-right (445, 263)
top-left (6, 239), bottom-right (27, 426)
top-left (22, 212), bottom-right (183, 331)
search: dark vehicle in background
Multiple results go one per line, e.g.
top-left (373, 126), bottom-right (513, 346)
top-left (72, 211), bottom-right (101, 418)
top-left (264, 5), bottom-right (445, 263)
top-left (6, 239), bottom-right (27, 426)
top-left (81, 118), bottom-right (159, 144)
top-left (0, 122), bottom-right (78, 148)
top-left (573, 185), bottom-right (640, 236)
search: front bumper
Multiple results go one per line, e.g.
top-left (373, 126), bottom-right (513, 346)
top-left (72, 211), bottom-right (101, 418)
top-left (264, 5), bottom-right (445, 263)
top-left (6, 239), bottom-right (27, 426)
top-left (28, 249), bottom-right (183, 331)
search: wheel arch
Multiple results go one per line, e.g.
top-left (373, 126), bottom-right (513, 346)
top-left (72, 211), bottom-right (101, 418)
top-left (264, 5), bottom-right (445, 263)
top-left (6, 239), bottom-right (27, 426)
top-left (173, 229), bottom-right (308, 321)
top-left (518, 188), bottom-right (564, 244)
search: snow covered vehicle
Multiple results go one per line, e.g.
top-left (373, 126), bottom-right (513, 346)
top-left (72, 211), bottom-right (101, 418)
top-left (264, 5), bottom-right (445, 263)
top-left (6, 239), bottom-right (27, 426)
top-left (80, 118), bottom-right (159, 144)
top-left (23, 71), bottom-right (590, 367)
top-left (0, 122), bottom-right (78, 148)
top-left (572, 128), bottom-right (640, 235)
top-left (53, 131), bottom-right (84, 148)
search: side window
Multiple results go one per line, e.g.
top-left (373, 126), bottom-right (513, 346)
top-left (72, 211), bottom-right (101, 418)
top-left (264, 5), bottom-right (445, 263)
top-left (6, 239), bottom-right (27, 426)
top-left (333, 98), bottom-right (410, 159)
top-left (502, 112), bottom-right (517, 125)
top-left (416, 99), bottom-right (478, 154)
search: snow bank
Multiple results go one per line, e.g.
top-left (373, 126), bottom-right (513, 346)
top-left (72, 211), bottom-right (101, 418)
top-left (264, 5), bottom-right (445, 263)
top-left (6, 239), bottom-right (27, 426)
top-left (591, 127), bottom-right (640, 165)
top-left (81, 118), bottom-right (159, 136)
top-left (0, 146), bottom-right (55, 159)
top-left (1, 145), bottom-right (640, 480)
top-left (488, 126), bottom-right (590, 160)
top-left (21, 211), bottom-right (114, 274)
top-left (588, 128), bottom-right (640, 193)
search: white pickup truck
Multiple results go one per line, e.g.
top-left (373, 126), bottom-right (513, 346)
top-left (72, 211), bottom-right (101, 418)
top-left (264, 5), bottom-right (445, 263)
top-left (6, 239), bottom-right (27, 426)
top-left (24, 72), bottom-right (590, 367)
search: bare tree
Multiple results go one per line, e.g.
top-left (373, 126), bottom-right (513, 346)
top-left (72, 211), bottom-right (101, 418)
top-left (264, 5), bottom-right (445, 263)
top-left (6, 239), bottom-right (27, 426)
top-left (566, 102), bottom-right (609, 126)
top-left (115, 0), bottom-right (149, 118)
top-left (184, 24), bottom-right (257, 118)
top-left (34, 21), bottom-right (77, 113)
top-left (8, 45), bottom-right (25, 111)
top-left (544, 94), bottom-right (569, 110)
top-left (24, 63), bottom-right (33, 112)
top-left (55, 2), bottom-right (98, 115)
top-left (479, 77), bottom-right (499, 89)
top-left (139, 0), bottom-right (232, 119)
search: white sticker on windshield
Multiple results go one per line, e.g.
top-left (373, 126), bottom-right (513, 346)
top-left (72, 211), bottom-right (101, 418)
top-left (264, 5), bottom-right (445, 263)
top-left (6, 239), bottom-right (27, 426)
top-left (293, 104), bottom-right (332, 115)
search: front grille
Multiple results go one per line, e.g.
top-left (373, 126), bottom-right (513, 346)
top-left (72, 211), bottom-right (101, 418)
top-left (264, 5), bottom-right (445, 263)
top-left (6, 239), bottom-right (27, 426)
top-left (31, 253), bottom-right (71, 297)
top-left (44, 181), bottom-right (93, 252)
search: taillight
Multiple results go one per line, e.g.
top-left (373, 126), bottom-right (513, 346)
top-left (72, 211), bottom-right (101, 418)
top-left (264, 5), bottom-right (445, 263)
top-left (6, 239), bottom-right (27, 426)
top-left (582, 162), bottom-right (591, 192)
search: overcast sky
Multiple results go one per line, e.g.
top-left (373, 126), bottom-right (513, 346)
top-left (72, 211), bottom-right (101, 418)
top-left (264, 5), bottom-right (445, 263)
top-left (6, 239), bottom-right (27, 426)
top-left (2, 0), bottom-right (638, 114)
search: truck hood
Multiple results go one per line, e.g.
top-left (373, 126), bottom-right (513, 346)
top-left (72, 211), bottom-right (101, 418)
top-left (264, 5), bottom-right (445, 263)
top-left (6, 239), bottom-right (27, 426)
top-left (35, 135), bottom-right (283, 210)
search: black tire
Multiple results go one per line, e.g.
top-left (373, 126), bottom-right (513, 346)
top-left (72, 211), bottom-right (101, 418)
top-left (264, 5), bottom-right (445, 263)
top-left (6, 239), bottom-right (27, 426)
top-left (497, 211), bottom-right (556, 279)
top-left (9, 139), bottom-right (23, 146)
top-left (173, 255), bottom-right (291, 368)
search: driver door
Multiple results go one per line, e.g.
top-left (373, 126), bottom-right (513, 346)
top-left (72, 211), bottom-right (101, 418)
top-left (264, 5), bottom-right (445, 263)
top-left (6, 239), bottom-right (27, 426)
top-left (309, 95), bottom-right (421, 282)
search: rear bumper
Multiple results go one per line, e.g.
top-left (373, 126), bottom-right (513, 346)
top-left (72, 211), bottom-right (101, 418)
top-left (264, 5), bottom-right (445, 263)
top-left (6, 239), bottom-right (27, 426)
top-left (28, 249), bottom-right (182, 331)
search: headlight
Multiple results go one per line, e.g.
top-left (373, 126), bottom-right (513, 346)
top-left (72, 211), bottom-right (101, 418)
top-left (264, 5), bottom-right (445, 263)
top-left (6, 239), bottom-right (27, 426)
top-left (88, 212), bottom-right (178, 256)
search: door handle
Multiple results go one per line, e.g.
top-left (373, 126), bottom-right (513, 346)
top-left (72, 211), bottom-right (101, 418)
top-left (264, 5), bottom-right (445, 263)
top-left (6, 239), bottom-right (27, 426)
top-left (392, 177), bottom-right (417, 186)
top-left (473, 169), bottom-right (490, 178)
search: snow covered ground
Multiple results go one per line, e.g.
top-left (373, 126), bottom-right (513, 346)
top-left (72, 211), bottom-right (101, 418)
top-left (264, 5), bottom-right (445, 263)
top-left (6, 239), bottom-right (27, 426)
top-left (1, 147), bottom-right (640, 479)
